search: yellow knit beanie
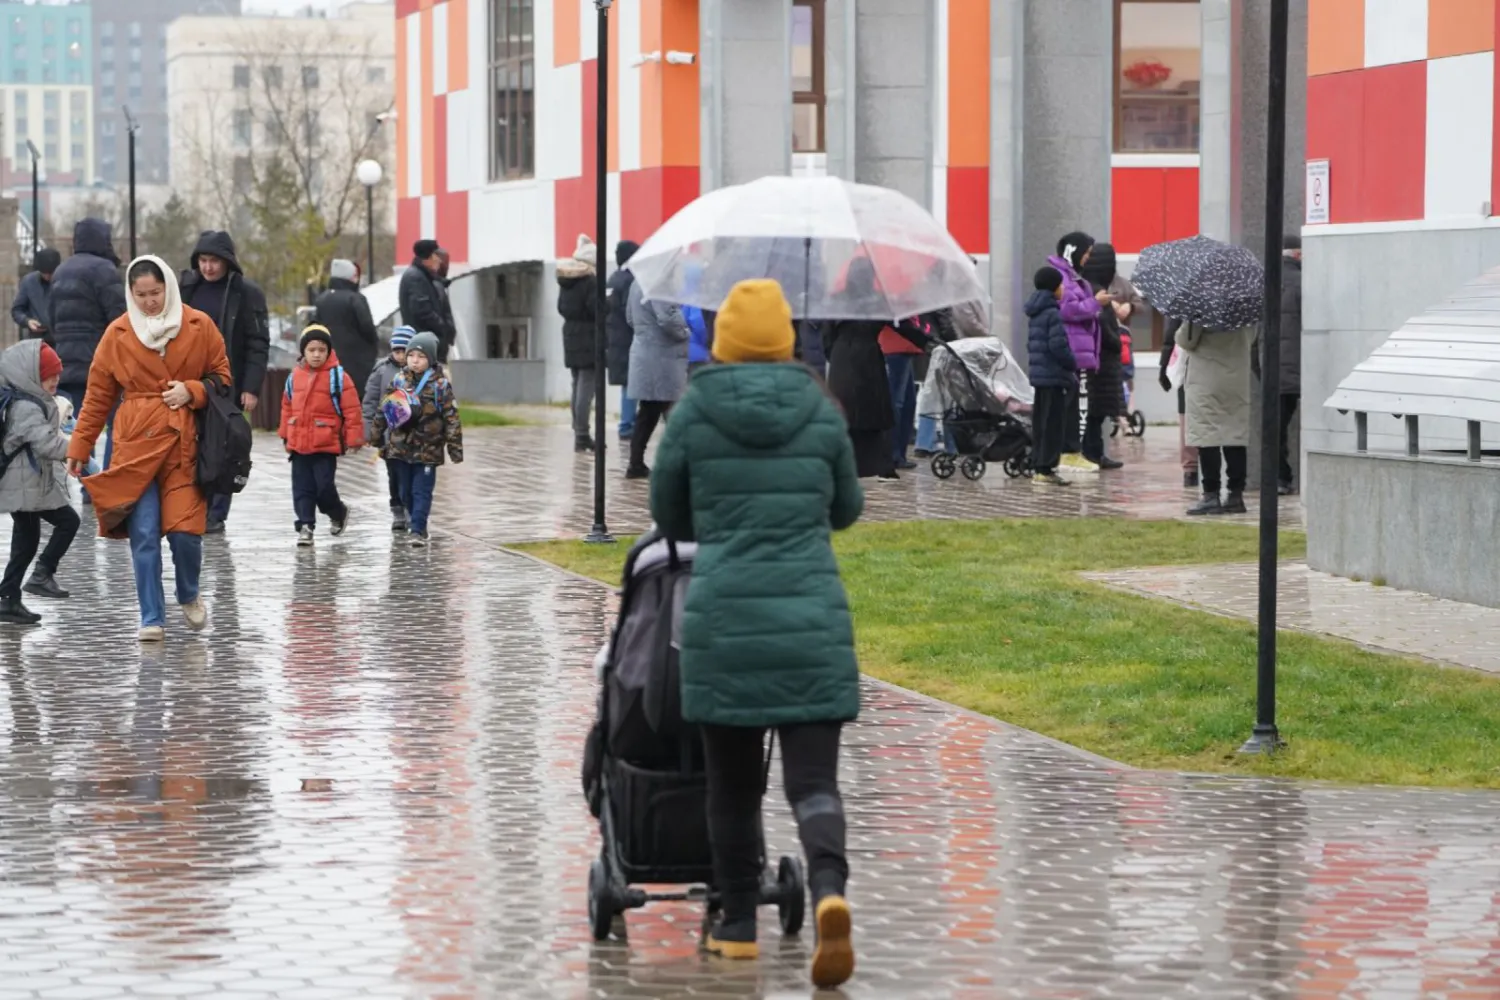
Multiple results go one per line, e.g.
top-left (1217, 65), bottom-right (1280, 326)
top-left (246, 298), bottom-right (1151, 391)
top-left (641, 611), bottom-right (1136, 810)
top-left (711, 279), bottom-right (796, 364)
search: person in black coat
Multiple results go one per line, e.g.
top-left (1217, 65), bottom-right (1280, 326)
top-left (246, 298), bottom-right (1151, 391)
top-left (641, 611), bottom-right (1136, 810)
top-left (11, 248), bottom-right (60, 341)
top-left (179, 229), bottom-right (271, 532)
top-left (1025, 266), bottom-right (1077, 483)
top-left (1078, 243), bottom-right (1124, 470)
top-left (556, 235), bottom-right (599, 452)
top-left (606, 240), bottom-right (639, 440)
top-left (314, 258), bottom-right (380, 394)
top-left (47, 219), bottom-right (125, 416)
top-left (397, 239), bottom-right (458, 362)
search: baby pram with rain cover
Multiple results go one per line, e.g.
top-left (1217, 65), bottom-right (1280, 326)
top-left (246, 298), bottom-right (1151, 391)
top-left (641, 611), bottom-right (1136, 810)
top-left (580, 529), bottom-right (806, 942)
top-left (918, 338), bottom-right (1034, 481)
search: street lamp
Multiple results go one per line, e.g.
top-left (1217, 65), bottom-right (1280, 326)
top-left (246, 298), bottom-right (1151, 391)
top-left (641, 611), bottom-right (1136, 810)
top-left (123, 106), bottom-right (139, 259)
top-left (25, 139), bottom-right (40, 260)
top-left (584, 0), bottom-right (614, 544)
top-left (356, 158), bottom-right (383, 286)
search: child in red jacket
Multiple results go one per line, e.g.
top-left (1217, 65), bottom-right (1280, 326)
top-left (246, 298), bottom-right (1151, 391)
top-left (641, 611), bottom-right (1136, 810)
top-left (279, 325), bottom-right (365, 546)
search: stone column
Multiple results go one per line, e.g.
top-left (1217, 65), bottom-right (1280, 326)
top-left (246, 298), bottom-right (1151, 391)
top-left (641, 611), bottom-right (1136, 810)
top-left (851, 0), bottom-right (937, 208)
top-left (824, 0), bottom-right (857, 182)
top-left (700, 0), bottom-right (792, 191)
top-left (989, 0), bottom-right (1024, 354)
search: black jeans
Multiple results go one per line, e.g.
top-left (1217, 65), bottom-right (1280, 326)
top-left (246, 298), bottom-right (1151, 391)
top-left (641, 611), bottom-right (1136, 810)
top-left (1199, 445), bottom-right (1248, 494)
top-left (1279, 394), bottom-right (1299, 485)
top-left (289, 453), bottom-right (347, 530)
top-left (701, 721), bottom-right (848, 919)
top-left (1082, 408), bottom-right (1109, 463)
top-left (1063, 384), bottom-right (1082, 453)
top-left (628, 400), bottom-right (672, 471)
top-left (1031, 386), bottom-right (1068, 474)
top-left (2, 506), bottom-right (81, 598)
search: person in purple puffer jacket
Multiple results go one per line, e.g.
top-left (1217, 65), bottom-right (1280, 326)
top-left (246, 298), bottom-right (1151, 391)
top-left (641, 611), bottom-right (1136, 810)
top-left (1047, 231), bottom-right (1111, 462)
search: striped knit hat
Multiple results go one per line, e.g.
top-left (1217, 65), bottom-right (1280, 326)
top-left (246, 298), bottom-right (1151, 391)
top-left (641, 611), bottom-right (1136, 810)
top-left (390, 326), bottom-right (415, 350)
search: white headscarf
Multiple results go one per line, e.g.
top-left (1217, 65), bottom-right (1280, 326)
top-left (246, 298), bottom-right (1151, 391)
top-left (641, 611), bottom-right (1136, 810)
top-left (124, 254), bottom-right (184, 355)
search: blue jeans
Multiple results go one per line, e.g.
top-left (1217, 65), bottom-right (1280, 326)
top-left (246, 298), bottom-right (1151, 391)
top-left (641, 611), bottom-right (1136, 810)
top-left (886, 355), bottom-right (917, 463)
top-left (915, 414), bottom-right (953, 454)
top-left (619, 390), bottom-right (637, 438)
top-left (127, 479), bottom-right (202, 627)
top-left (392, 460), bottom-right (437, 534)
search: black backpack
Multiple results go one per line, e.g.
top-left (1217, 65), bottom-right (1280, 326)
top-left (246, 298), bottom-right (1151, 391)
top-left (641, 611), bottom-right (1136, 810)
top-left (195, 374), bottom-right (253, 495)
top-left (0, 387), bottom-right (42, 482)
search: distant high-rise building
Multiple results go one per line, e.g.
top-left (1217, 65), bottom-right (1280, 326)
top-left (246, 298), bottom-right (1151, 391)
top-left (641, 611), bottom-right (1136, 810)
top-left (0, 1), bottom-right (95, 186)
top-left (90, 0), bottom-right (240, 187)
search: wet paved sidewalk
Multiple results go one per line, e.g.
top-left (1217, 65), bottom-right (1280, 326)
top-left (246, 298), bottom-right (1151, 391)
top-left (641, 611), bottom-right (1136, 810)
top-left (1088, 561), bottom-right (1500, 676)
top-left (0, 428), bottom-right (1495, 1000)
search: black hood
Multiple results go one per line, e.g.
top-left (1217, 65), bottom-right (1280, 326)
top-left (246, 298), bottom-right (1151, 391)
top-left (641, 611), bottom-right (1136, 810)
top-left (1079, 242), bottom-right (1117, 290)
top-left (615, 240), bottom-right (640, 267)
top-left (328, 276), bottom-right (360, 293)
top-left (72, 218), bottom-right (119, 264)
top-left (190, 230), bottom-right (243, 277)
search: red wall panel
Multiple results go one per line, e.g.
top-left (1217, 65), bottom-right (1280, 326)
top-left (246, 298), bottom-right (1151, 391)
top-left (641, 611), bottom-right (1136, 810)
top-left (946, 167), bottom-right (989, 254)
top-left (1110, 167), bottom-right (1199, 253)
top-left (1307, 63), bottom-right (1425, 224)
top-left (620, 166), bottom-right (699, 244)
top-left (1306, 71), bottom-right (1365, 222)
top-left (554, 58), bottom-right (600, 258)
top-left (436, 189), bottom-right (469, 264)
top-left (397, 198), bottom-right (422, 269)
top-left (1162, 168), bottom-right (1200, 240)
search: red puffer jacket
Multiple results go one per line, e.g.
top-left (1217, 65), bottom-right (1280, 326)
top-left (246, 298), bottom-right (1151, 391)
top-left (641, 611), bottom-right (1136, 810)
top-left (278, 353), bottom-right (366, 455)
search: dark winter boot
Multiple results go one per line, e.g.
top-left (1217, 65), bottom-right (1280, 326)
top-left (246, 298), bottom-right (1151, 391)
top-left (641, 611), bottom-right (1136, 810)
top-left (0, 597), bottom-right (42, 625)
top-left (1186, 493), bottom-right (1222, 516)
top-left (22, 573), bottom-right (69, 599)
top-left (575, 436), bottom-right (596, 454)
top-left (704, 891), bottom-right (759, 960)
top-left (1220, 491), bottom-right (1248, 514)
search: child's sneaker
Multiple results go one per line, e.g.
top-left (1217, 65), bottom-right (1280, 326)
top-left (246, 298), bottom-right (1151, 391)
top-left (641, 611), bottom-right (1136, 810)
top-left (391, 510), bottom-right (407, 532)
top-left (331, 516), bottom-right (348, 536)
top-left (297, 526), bottom-right (315, 547)
top-left (410, 531), bottom-right (429, 547)
top-left (810, 894), bottom-right (855, 988)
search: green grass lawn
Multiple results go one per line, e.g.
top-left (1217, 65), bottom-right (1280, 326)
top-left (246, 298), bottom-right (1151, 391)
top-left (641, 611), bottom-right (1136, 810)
top-left (457, 405), bottom-right (526, 428)
top-left (518, 519), bottom-right (1500, 789)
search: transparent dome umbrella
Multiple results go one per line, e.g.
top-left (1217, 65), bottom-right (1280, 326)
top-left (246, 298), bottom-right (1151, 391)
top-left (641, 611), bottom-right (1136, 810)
top-left (626, 176), bottom-right (988, 320)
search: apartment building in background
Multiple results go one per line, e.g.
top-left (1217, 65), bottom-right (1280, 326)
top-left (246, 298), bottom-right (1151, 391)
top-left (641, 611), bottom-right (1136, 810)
top-left (0, 0), bottom-right (95, 191)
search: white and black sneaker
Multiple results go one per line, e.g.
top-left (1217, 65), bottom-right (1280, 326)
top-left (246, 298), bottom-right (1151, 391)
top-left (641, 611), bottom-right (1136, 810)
top-left (409, 531), bottom-right (429, 548)
top-left (297, 525), bottom-right (315, 547)
top-left (331, 515), bottom-right (348, 536)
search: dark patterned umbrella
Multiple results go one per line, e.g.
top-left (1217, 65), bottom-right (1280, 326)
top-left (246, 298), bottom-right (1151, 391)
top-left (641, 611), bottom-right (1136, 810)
top-left (1130, 234), bottom-right (1264, 331)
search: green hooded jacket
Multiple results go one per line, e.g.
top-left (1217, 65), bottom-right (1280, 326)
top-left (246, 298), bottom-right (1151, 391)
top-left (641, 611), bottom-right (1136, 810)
top-left (649, 363), bottom-right (864, 727)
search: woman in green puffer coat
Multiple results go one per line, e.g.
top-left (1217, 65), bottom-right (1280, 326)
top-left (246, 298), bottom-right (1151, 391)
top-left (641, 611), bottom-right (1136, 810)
top-left (650, 278), bottom-right (863, 989)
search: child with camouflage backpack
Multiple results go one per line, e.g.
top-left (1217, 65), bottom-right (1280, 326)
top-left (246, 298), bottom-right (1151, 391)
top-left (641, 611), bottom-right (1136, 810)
top-left (370, 331), bottom-right (463, 546)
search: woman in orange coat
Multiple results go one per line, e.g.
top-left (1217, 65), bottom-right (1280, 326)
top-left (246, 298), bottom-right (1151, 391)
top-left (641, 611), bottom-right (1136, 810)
top-left (66, 256), bottom-right (232, 642)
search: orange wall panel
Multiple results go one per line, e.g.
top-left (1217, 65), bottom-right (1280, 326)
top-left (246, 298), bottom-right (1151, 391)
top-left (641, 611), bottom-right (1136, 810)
top-left (639, 0), bottom-right (663, 169)
top-left (1429, 0), bottom-right (1495, 58)
top-left (447, 0), bottom-right (468, 92)
top-left (659, 0), bottom-right (700, 167)
top-left (555, 0), bottom-right (580, 67)
top-left (947, 0), bottom-right (989, 167)
top-left (1308, 0), bottom-right (1365, 76)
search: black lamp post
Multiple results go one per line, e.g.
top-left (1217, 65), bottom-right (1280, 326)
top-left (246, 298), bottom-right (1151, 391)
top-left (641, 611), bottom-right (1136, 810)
top-left (357, 159), bottom-right (383, 284)
top-left (25, 140), bottom-right (40, 260)
top-left (584, 0), bottom-right (614, 544)
top-left (1241, 0), bottom-right (1290, 756)
top-left (123, 106), bottom-right (139, 259)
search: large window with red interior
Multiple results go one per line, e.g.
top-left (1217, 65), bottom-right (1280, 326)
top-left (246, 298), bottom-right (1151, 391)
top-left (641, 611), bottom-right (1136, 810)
top-left (1114, 0), bottom-right (1201, 153)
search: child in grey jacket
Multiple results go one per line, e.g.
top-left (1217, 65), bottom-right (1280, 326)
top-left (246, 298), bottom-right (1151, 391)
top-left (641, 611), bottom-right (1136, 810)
top-left (363, 325), bottom-right (412, 530)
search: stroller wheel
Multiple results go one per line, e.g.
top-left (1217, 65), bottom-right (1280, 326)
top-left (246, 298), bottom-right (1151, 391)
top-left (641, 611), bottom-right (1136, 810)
top-left (931, 453), bottom-right (957, 480)
top-left (1110, 420), bottom-right (1120, 438)
top-left (588, 859), bottom-right (615, 942)
top-left (1003, 454), bottom-right (1029, 479)
top-left (960, 456), bottom-right (986, 480)
top-left (1129, 410), bottom-right (1147, 437)
top-left (777, 855), bottom-right (806, 936)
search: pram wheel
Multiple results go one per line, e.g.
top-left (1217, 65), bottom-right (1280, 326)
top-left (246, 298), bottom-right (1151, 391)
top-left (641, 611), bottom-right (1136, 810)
top-left (776, 855), bottom-right (806, 935)
top-left (1003, 454), bottom-right (1029, 479)
top-left (960, 456), bottom-right (986, 481)
top-left (588, 859), bottom-right (616, 942)
top-left (931, 453), bottom-right (957, 479)
top-left (1128, 410), bottom-right (1146, 437)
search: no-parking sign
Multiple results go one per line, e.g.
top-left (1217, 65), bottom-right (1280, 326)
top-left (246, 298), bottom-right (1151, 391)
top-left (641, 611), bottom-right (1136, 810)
top-left (1306, 159), bottom-right (1330, 225)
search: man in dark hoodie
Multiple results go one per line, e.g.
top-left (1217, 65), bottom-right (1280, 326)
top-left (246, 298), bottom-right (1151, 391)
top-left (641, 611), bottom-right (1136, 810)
top-left (179, 230), bottom-right (271, 532)
top-left (314, 258), bottom-right (380, 393)
top-left (47, 219), bottom-right (125, 417)
top-left (605, 239), bottom-right (639, 440)
top-left (398, 239), bottom-right (458, 362)
top-left (11, 248), bottom-right (61, 341)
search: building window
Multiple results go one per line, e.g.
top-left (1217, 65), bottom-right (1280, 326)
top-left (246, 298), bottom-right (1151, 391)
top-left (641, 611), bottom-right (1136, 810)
top-left (488, 0), bottom-right (534, 181)
top-left (233, 64), bottom-right (250, 88)
top-left (102, 69), bottom-right (115, 87)
top-left (43, 18), bottom-right (54, 35)
top-left (11, 67), bottom-right (26, 83)
top-left (128, 21), bottom-right (140, 38)
top-left (302, 65), bottom-right (319, 88)
top-left (128, 84), bottom-right (140, 100)
top-left (1114, 0), bottom-right (1201, 153)
top-left (233, 108), bottom-right (252, 146)
top-left (43, 91), bottom-right (58, 112)
top-left (70, 142), bottom-right (83, 162)
top-left (302, 109), bottom-right (319, 148)
top-left (791, 0), bottom-right (825, 153)
top-left (15, 141), bottom-right (28, 164)
top-left (101, 21), bottom-right (112, 38)
top-left (102, 119), bottom-right (116, 137)
top-left (44, 117), bottom-right (58, 137)
top-left (264, 65), bottom-right (283, 88)
top-left (42, 65), bottom-right (55, 82)
top-left (67, 17), bottom-right (80, 35)
top-left (44, 142), bottom-right (57, 160)
top-left (367, 65), bottom-right (386, 84)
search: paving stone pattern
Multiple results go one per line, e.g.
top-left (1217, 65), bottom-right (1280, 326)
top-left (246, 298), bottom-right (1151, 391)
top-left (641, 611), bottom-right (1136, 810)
top-left (0, 427), bottom-right (1495, 1000)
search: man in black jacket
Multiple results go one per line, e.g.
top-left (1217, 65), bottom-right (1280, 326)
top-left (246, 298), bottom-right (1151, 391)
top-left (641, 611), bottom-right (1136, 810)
top-left (48, 218), bottom-right (125, 421)
top-left (314, 258), bottom-right (380, 392)
top-left (179, 230), bottom-right (271, 532)
top-left (11, 248), bottom-right (61, 341)
top-left (398, 239), bottom-right (457, 362)
top-left (605, 240), bottom-right (639, 440)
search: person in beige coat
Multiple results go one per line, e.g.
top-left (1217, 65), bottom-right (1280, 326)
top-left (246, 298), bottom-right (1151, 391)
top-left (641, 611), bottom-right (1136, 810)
top-left (1179, 321), bottom-right (1256, 515)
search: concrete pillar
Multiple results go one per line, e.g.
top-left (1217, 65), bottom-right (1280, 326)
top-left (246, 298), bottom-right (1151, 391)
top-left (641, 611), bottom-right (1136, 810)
top-left (700, 0), bottom-right (792, 191)
top-left (824, 0), bottom-right (857, 182)
top-left (851, 0), bottom-right (937, 208)
top-left (989, 0), bottom-right (1113, 359)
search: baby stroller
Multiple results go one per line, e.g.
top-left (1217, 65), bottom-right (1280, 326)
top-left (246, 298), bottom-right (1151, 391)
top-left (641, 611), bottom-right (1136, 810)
top-left (580, 530), bottom-right (806, 943)
top-left (920, 339), bottom-right (1034, 481)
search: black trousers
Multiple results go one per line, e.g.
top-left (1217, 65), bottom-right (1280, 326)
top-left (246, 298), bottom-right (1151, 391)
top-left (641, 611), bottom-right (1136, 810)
top-left (701, 721), bottom-right (848, 918)
top-left (628, 400), bottom-right (672, 471)
top-left (1030, 386), bottom-right (1068, 474)
top-left (2, 506), bottom-right (81, 599)
top-left (1082, 408), bottom-right (1109, 463)
top-left (1199, 445), bottom-right (1248, 494)
top-left (290, 453), bottom-right (347, 529)
top-left (1063, 384), bottom-right (1082, 453)
top-left (1279, 394), bottom-right (1299, 485)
